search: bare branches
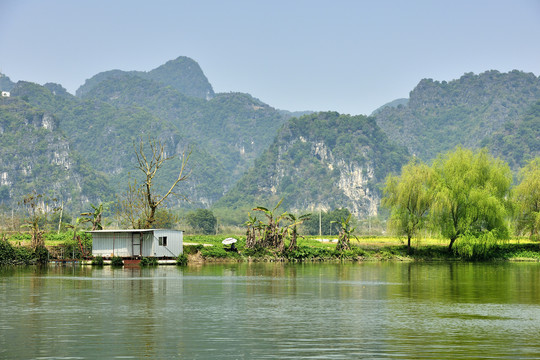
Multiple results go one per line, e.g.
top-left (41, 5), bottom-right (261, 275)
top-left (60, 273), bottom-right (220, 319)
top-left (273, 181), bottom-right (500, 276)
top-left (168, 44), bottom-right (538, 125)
top-left (132, 137), bottom-right (191, 229)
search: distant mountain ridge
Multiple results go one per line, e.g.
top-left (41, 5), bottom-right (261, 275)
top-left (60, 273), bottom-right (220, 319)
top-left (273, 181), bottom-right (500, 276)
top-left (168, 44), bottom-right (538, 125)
top-left (1, 59), bottom-right (539, 222)
top-left (76, 56), bottom-right (215, 99)
top-left (374, 70), bottom-right (540, 165)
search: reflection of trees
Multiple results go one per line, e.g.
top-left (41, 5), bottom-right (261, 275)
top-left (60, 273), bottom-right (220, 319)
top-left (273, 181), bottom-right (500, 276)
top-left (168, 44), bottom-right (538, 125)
top-left (399, 262), bottom-right (540, 305)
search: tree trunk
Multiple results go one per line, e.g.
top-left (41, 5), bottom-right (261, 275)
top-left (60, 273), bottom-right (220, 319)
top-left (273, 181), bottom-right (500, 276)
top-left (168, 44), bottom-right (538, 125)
top-left (448, 237), bottom-right (456, 252)
top-left (288, 227), bottom-right (298, 251)
top-left (407, 235), bottom-right (412, 255)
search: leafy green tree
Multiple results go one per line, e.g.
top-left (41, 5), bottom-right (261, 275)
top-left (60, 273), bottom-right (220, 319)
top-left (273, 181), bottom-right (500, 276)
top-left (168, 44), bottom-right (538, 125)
top-left (303, 208), bottom-right (352, 236)
top-left (514, 158), bottom-right (540, 240)
top-left (153, 208), bottom-right (179, 229)
top-left (186, 209), bottom-right (217, 234)
top-left (431, 147), bottom-right (512, 251)
top-left (382, 158), bottom-right (434, 254)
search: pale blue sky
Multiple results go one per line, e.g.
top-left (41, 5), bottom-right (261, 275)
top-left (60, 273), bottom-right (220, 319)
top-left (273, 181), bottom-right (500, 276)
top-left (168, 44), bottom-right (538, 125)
top-left (1, 0), bottom-right (539, 115)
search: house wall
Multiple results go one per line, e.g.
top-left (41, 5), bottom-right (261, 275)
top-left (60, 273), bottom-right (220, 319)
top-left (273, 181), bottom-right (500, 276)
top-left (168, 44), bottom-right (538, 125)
top-left (92, 232), bottom-right (133, 257)
top-left (91, 230), bottom-right (183, 258)
top-left (151, 230), bottom-right (183, 257)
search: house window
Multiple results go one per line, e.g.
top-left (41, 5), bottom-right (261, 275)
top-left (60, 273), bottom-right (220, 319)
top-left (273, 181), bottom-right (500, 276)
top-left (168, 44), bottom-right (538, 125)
top-left (159, 236), bottom-right (167, 246)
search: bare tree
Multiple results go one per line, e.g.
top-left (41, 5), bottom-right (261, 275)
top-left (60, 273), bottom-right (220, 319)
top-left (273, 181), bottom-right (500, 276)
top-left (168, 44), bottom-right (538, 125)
top-left (134, 138), bottom-right (191, 229)
top-left (116, 178), bottom-right (146, 229)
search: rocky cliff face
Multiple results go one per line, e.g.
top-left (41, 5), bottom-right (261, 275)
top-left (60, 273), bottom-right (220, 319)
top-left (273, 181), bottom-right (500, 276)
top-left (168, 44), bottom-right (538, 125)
top-left (215, 112), bottom-right (409, 218)
top-left (0, 97), bottom-right (111, 209)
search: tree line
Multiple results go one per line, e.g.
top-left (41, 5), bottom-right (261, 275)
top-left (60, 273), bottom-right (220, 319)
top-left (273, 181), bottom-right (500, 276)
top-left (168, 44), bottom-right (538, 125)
top-left (382, 146), bottom-right (539, 257)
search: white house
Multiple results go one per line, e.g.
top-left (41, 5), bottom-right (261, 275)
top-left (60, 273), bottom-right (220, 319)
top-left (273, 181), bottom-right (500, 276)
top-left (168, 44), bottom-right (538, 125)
top-left (89, 229), bottom-right (183, 259)
top-left (1, 91), bottom-right (10, 97)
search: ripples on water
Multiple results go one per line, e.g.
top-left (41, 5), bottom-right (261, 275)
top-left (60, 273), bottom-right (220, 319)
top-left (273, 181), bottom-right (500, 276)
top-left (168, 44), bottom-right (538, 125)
top-left (1, 263), bottom-right (540, 359)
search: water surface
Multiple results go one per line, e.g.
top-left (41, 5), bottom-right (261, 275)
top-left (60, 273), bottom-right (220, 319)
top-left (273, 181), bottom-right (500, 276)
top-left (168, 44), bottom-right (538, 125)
top-left (1, 262), bottom-right (539, 359)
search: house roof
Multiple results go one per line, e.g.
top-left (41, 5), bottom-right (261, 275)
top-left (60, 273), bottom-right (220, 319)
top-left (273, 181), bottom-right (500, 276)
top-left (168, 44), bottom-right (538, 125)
top-left (87, 229), bottom-right (182, 234)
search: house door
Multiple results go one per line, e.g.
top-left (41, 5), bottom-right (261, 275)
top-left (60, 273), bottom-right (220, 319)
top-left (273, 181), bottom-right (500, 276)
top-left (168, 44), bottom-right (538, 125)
top-left (132, 233), bottom-right (142, 257)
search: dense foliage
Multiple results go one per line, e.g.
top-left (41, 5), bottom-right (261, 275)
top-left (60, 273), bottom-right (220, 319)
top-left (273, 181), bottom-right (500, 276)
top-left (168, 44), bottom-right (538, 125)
top-left (214, 112), bottom-right (409, 218)
top-left (383, 147), bottom-right (515, 255)
top-left (186, 209), bottom-right (217, 234)
top-left (0, 97), bottom-right (112, 209)
top-left (382, 158), bottom-right (434, 253)
top-left (375, 70), bottom-right (540, 165)
top-left (514, 158), bottom-right (540, 240)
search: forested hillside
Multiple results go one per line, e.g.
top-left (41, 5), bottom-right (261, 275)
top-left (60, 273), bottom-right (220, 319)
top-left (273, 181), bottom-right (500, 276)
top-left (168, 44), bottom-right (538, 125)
top-left (1, 60), bottom-right (538, 221)
top-left (215, 112), bottom-right (409, 218)
top-left (483, 100), bottom-right (540, 169)
top-left (0, 97), bottom-right (112, 207)
top-left (80, 73), bottom-right (289, 178)
top-left (374, 70), bottom-right (540, 165)
top-left (76, 56), bottom-right (215, 99)
top-left (0, 57), bottom-right (291, 212)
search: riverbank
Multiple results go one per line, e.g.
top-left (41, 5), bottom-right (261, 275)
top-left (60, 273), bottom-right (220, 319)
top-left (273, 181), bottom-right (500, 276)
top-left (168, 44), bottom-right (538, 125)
top-left (182, 235), bottom-right (540, 263)
top-left (2, 233), bottom-right (540, 265)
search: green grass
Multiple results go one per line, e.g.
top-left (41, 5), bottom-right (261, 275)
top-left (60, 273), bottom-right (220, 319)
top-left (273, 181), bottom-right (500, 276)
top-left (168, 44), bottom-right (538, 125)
top-left (3, 232), bottom-right (539, 263)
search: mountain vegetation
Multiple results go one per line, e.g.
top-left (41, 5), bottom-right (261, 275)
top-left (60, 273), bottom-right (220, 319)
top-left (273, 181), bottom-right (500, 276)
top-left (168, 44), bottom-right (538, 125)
top-left (76, 56), bottom-right (215, 99)
top-left (214, 112), bottom-right (410, 218)
top-left (374, 70), bottom-right (540, 166)
top-left (0, 57), bottom-right (294, 215)
top-left (0, 97), bottom-right (112, 208)
top-left (0, 58), bottom-right (539, 233)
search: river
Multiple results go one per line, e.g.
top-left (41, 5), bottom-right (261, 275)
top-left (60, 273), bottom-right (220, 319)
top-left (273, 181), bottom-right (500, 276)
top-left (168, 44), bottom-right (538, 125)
top-left (1, 262), bottom-right (539, 359)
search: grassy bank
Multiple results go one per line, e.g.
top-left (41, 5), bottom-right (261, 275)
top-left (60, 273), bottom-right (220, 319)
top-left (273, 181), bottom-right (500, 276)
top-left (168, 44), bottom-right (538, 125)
top-left (184, 235), bottom-right (540, 263)
top-left (2, 232), bottom-right (539, 265)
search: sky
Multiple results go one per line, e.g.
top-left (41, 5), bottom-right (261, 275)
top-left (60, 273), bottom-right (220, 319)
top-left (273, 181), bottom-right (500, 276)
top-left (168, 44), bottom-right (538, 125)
top-left (1, 0), bottom-right (539, 115)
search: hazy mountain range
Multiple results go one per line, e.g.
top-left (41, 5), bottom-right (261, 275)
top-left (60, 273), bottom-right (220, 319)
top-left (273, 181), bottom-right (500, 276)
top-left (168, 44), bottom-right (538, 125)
top-left (0, 57), bottom-right (538, 222)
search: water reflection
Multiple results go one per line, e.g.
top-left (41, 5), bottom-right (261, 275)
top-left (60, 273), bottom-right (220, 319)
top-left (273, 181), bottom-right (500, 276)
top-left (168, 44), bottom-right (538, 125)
top-left (1, 262), bottom-right (540, 359)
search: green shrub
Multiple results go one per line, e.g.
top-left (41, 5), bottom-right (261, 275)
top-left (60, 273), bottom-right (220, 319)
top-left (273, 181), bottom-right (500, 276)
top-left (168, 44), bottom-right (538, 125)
top-left (454, 231), bottom-right (499, 260)
top-left (91, 256), bottom-right (104, 266)
top-left (284, 246), bottom-right (335, 261)
top-left (59, 233), bottom-right (92, 259)
top-left (14, 247), bottom-right (34, 264)
top-left (200, 246), bottom-right (229, 258)
top-left (0, 238), bottom-right (16, 264)
top-left (183, 244), bottom-right (203, 255)
top-left (242, 246), bottom-right (272, 258)
top-left (34, 246), bottom-right (49, 264)
top-left (111, 256), bottom-right (124, 267)
top-left (140, 257), bottom-right (158, 266)
top-left (338, 247), bottom-right (366, 260)
top-left (200, 246), bottom-right (241, 259)
top-left (176, 253), bottom-right (188, 266)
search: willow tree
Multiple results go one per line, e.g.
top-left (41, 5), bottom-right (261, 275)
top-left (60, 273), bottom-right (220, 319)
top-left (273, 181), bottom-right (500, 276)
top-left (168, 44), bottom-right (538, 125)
top-left (382, 158), bottom-right (434, 254)
top-left (514, 158), bottom-right (540, 241)
top-left (431, 147), bottom-right (512, 251)
top-left (135, 138), bottom-right (191, 229)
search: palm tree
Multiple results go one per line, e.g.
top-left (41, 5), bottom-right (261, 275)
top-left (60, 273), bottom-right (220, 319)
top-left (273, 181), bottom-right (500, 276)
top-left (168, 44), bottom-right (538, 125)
top-left (253, 199), bottom-right (287, 250)
top-left (332, 214), bottom-right (357, 251)
top-left (284, 212), bottom-right (311, 251)
top-left (80, 203), bottom-right (104, 230)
